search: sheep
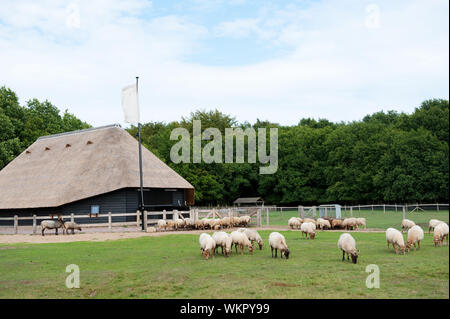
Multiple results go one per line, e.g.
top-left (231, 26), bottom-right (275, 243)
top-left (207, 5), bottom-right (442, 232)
top-left (316, 218), bottom-right (331, 230)
top-left (147, 226), bottom-right (156, 233)
top-left (288, 217), bottom-right (302, 229)
top-left (401, 219), bottom-right (416, 233)
top-left (41, 217), bottom-right (64, 236)
top-left (337, 233), bottom-right (359, 264)
top-left (385, 227), bottom-right (405, 255)
top-left (232, 216), bottom-right (241, 227)
top-left (209, 218), bottom-right (222, 230)
top-left (175, 218), bottom-right (185, 230)
top-left (184, 218), bottom-right (194, 229)
top-left (433, 222), bottom-right (449, 247)
top-left (157, 219), bottom-right (167, 232)
top-left (356, 218), bottom-right (366, 230)
top-left (300, 222), bottom-right (316, 239)
top-left (429, 219), bottom-right (443, 234)
top-left (199, 233), bottom-right (216, 260)
top-left (220, 216), bottom-right (232, 229)
top-left (212, 231), bottom-right (233, 257)
top-left (63, 221), bottom-right (82, 235)
top-left (331, 219), bottom-right (344, 229)
top-left (268, 232), bottom-right (290, 259)
top-left (239, 215), bottom-right (251, 227)
top-left (302, 218), bottom-right (316, 225)
top-left (342, 218), bottom-right (357, 230)
top-left (166, 220), bottom-right (175, 231)
top-left (238, 228), bottom-right (263, 250)
top-left (406, 225), bottom-right (424, 252)
top-left (230, 230), bottom-right (254, 255)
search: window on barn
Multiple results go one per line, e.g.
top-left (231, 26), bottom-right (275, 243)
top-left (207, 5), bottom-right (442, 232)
top-left (89, 205), bottom-right (100, 218)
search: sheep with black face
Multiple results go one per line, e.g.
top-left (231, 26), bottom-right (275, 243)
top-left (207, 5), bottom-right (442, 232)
top-left (337, 233), bottom-right (359, 264)
top-left (269, 232), bottom-right (290, 259)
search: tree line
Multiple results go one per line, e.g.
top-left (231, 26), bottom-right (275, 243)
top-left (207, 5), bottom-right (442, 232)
top-left (1, 86), bottom-right (448, 205)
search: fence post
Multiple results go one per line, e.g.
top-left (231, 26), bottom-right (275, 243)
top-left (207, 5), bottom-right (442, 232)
top-left (372, 205), bottom-right (374, 213)
top-left (108, 212), bottom-right (112, 230)
top-left (71, 213), bottom-right (74, 223)
top-left (280, 207), bottom-right (283, 217)
top-left (299, 206), bottom-right (304, 218)
top-left (14, 215), bottom-right (18, 234)
top-left (266, 208), bottom-right (269, 226)
top-left (350, 207), bottom-right (353, 217)
top-left (395, 203), bottom-right (397, 212)
top-left (383, 204), bottom-right (385, 214)
top-left (143, 211), bottom-right (148, 231)
top-left (257, 209), bottom-right (261, 227)
top-left (437, 203), bottom-right (439, 211)
top-left (358, 205), bottom-right (360, 214)
top-left (136, 210), bottom-right (140, 227)
top-left (32, 215), bottom-right (37, 235)
top-left (163, 209), bottom-right (166, 220)
top-left (402, 205), bottom-right (406, 220)
top-left (173, 210), bottom-right (178, 220)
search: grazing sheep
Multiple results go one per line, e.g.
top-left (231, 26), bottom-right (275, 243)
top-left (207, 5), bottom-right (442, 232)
top-left (342, 218), bottom-right (357, 230)
top-left (230, 231), bottom-right (254, 255)
top-left (300, 222), bottom-right (316, 239)
top-left (220, 217), bottom-right (232, 229)
top-left (337, 233), bottom-right (359, 264)
top-left (356, 218), bottom-right (366, 230)
top-left (232, 216), bottom-right (241, 227)
top-left (385, 228), bottom-right (405, 255)
top-left (41, 217), bottom-right (64, 236)
top-left (175, 218), bottom-right (185, 230)
top-left (406, 225), bottom-right (424, 252)
top-left (147, 226), bottom-right (156, 233)
top-left (199, 233), bottom-right (216, 260)
top-left (401, 219), bottom-right (416, 233)
top-left (238, 228), bottom-right (263, 250)
top-left (63, 221), bottom-right (82, 235)
top-left (157, 219), bottom-right (167, 232)
top-left (316, 218), bottom-right (331, 230)
top-left (429, 219), bottom-right (443, 234)
top-left (212, 231), bottom-right (233, 257)
top-left (288, 217), bottom-right (302, 229)
top-left (302, 218), bottom-right (316, 225)
top-left (433, 222), bottom-right (449, 247)
top-left (184, 218), bottom-right (194, 229)
top-left (268, 232), bottom-right (290, 259)
top-left (331, 219), bottom-right (344, 229)
top-left (239, 215), bottom-right (251, 227)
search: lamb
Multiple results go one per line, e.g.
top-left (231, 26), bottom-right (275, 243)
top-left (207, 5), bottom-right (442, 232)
top-left (41, 217), bottom-right (64, 236)
top-left (288, 217), bottom-right (302, 229)
top-left (199, 233), bottom-right (216, 260)
top-left (63, 221), bottom-right (82, 235)
top-left (433, 222), bottom-right (449, 247)
top-left (429, 219), bottom-right (443, 234)
top-left (157, 219), bottom-right (167, 232)
top-left (356, 218), bottom-right (366, 230)
top-left (230, 230), bottom-right (254, 255)
top-left (331, 219), bottom-right (344, 229)
top-left (406, 225), bottom-right (424, 252)
top-left (212, 231), bottom-right (233, 256)
top-left (385, 227), bottom-right (405, 255)
top-left (316, 218), bottom-right (331, 230)
top-left (342, 218), bottom-right (357, 230)
top-left (238, 228), bottom-right (263, 250)
top-left (401, 219), bottom-right (416, 233)
top-left (300, 222), bottom-right (316, 239)
top-left (268, 232), bottom-right (290, 259)
top-left (337, 233), bottom-right (359, 264)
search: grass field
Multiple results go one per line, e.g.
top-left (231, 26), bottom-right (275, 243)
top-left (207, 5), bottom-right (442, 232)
top-left (0, 229), bottom-right (448, 299)
top-left (266, 209), bottom-right (449, 230)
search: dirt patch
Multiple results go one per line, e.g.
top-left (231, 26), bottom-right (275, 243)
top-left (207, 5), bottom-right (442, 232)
top-left (269, 282), bottom-right (302, 288)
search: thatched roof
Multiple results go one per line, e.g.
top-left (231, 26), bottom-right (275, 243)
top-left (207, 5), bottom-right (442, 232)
top-left (233, 197), bottom-right (264, 205)
top-left (0, 124), bottom-right (194, 209)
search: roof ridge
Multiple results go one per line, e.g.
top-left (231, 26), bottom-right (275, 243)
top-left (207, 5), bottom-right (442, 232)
top-left (37, 124), bottom-right (122, 141)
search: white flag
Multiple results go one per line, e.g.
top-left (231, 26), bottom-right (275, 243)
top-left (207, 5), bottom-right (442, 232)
top-left (121, 83), bottom-right (140, 124)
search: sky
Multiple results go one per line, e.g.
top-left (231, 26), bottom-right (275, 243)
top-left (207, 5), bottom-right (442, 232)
top-left (0, 0), bottom-right (448, 128)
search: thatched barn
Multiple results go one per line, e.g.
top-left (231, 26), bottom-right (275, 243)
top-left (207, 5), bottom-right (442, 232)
top-left (0, 124), bottom-right (194, 225)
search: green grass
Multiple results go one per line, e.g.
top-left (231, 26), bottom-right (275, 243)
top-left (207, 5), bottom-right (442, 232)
top-left (266, 209), bottom-right (449, 230)
top-left (0, 230), bottom-right (448, 299)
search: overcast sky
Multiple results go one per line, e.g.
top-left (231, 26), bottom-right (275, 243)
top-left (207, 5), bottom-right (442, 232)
top-left (0, 0), bottom-right (448, 128)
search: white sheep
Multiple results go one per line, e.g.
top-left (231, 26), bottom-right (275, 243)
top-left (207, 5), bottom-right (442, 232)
top-left (175, 218), bottom-right (184, 230)
top-left (428, 219), bottom-right (443, 234)
top-left (302, 218), bottom-right (316, 225)
top-left (63, 221), bottom-right (82, 235)
top-left (300, 222), bottom-right (316, 239)
top-left (238, 228), bottom-right (263, 250)
top-left (433, 222), bottom-right (449, 247)
top-left (184, 218), bottom-right (194, 229)
top-left (41, 217), bottom-right (64, 236)
top-left (406, 225), bottom-right (424, 252)
top-left (268, 232), bottom-right (290, 259)
top-left (342, 217), bottom-right (357, 230)
top-left (356, 217), bottom-right (366, 229)
top-left (220, 216), bottom-right (232, 229)
top-left (199, 233), bottom-right (216, 260)
top-left (239, 215), bottom-right (251, 227)
top-left (230, 230), bottom-right (254, 255)
top-left (385, 227), bottom-right (405, 255)
top-left (401, 219), bottom-right (416, 233)
top-left (337, 233), bottom-right (359, 263)
top-left (288, 217), bottom-right (302, 229)
top-left (212, 231), bottom-right (233, 256)
top-left (147, 226), bottom-right (156, 233)
top-left (316, 218), bottom-right (331, 230)
top-left (157, 219), bottom-right (167, 232)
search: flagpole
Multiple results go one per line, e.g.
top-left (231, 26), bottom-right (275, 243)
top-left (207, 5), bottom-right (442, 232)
top-left (136, 76), bottom-right (145, 231)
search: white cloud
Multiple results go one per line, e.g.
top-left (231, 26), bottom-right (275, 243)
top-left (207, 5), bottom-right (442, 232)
top-left (0, 0), bottom-right (448, 128)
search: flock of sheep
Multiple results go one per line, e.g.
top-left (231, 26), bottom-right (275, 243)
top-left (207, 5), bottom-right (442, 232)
top-left (198, 216), bottom-right (449, 264)
top-left (155, 215), bottom-right (251, 232)
top-left (40, 217), bottom-right (82, 236)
